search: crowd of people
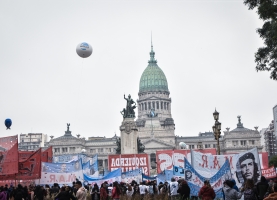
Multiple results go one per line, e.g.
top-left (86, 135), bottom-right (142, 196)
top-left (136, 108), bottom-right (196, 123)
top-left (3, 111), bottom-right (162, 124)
top-left (0, 176), bottom-right (277, 200)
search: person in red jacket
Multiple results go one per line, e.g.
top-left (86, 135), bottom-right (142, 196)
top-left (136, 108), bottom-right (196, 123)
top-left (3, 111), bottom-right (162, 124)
top-left (198, 180), bottom-right (216, 200)
top-left (111, 182), bottom-right (120, 200)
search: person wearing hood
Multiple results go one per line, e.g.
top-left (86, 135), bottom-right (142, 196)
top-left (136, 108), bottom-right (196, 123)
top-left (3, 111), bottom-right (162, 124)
top-left (198, 180), bottom-right (215, 200)
top-left (222, 180), bottom-right (242, 200)
top-left (75, 181), bottom-right (87, 200)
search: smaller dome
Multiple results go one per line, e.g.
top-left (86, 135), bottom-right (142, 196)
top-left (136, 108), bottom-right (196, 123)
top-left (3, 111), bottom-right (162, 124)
top-left (139, 46), bottom-right (169, 93)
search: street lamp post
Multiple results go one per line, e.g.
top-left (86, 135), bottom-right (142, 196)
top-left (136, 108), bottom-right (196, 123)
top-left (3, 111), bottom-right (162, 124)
top-left (213, 109), bottom-right (221, 155)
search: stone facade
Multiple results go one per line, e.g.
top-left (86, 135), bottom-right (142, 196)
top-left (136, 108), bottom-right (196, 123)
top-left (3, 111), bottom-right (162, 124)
top-left (221, 117), bottom-right (263, 154)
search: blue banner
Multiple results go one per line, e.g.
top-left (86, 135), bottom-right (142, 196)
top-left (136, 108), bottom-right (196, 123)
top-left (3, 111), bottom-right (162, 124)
top-left (42, 159), bottom-right (82, 173)
top-left (184, 158), bottom-right (231, 198)
top-left (142, 173), bottom-right (156, 180)
top-left (173, 165), bottom-right (185, 177)
top-left (157, 170), bottom-right (174, 183)
top-left (84, 168), bottom-right (121, 184)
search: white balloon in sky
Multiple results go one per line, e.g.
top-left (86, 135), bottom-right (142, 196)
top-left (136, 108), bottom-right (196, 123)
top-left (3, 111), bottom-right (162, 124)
top-left (76, 42), bottom-right (92, 58)
top-left (179, 142), bottom-right (186, 148)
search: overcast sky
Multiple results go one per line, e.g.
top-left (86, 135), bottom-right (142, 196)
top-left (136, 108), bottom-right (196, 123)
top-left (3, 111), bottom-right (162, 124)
top-left (1, 1), bottom-right (276, 140)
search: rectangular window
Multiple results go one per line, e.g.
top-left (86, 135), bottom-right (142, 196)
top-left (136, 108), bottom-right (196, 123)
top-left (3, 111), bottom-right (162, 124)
top-left (90, 149), bottom-right (96, 153)
top-left (54, 148), bottom-right (60, 153)
top-left (62, 147), bottom-right (68, 153)
top-left (240, 140), bottom-right (246, 146)
top-left (213, 144), bottom-right (216, 148)
top-left (191, 145), bottom-right (194, 149)
top-left (249, 140), bottom-right (255, 145)
top-left (98, 148), bottom-right (104, 153)
top-left (205, 144), bottom-right (210, 148)
top-left (232, 141), bottom-right (238, 146)
top-left (69, 147), bottom-right (75, 152)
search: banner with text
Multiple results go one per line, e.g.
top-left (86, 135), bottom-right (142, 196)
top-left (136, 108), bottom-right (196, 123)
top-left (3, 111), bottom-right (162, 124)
top-left (184, 158), bottom-right (231, 199)
top-left (156, 149), bottom-right (217, 174)
top-left (262, 166), bottom-right (277, 179)
top-left (108, 154), bottom-right (150, 176)
top-left (40, 159), bottom-right (83, 185)
top-left (191, 148), bottom-right (261, 187)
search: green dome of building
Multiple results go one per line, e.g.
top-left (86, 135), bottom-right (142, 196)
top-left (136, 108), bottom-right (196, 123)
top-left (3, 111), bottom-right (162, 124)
top-left (139, 45), bottom-right (169, 93)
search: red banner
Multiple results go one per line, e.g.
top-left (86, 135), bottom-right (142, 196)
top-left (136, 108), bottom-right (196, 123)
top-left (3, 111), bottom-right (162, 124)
top-left (262, 166), bottom-right (277, 179)
top-left (156, 149), bottom-right (217, 174)
top-left (108, 154), bottom-right (150, 176)
top-left (19, 151), bottom-right (34, 162)
top-left (0, 135), bottom-right (18, 175)
top-left (16, 148), bottom-right (41, 180)
top-left (41, 146), bottom-right (52, 162)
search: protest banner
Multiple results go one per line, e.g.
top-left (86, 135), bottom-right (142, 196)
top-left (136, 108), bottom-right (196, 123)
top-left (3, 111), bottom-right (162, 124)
top-left (39, 159), bottom-right (83, 185)
top-left (41, 146), bottom-right (53, 162)
top-left (121, 169), bottom-right (142, 184)
top-left (184, 158), bottom-right (231, 199)
top-left (0, 135), bottom-right (18, 176)
top-left (84, 168), bottom-right (121, 185)
top-left (17, 148), bottom-right (41, 180)
top-left (82, 159), bottom-right (99, 177)
top-left (191, 148), bottom-right (261, 187)
top-left (108, 154), bottom-right (150, 176)
top-left (156, 149), bottom-right (217, 174)
top-left (262, 166), bottom-right (277, 179)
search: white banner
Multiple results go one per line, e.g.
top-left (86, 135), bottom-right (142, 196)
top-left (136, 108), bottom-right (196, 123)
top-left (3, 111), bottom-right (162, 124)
top-left (192, 148), bottom-right (261, 187)
top-left (39, 159), bottom-right (83, 185)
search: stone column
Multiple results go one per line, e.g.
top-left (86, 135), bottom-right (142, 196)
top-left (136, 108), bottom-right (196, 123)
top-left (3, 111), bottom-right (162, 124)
top-left (120, 118), bottom-right (138, 154)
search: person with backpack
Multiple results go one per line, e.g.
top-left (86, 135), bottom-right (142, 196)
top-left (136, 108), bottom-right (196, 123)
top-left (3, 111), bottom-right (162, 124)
top-left (222, 180), bottom-right (242, 200)
top-left (241, 179), bottom-right (258, 200)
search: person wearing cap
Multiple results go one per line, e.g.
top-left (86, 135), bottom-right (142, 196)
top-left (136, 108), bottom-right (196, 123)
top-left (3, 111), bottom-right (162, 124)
top-left (237, 152), bottom-right (260, 184)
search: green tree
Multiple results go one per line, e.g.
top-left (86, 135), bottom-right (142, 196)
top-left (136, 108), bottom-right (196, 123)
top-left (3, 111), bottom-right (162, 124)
top-left (244, 0), bottom-right (277, 80)
top-left (269, 155), bottom-right (277, 167)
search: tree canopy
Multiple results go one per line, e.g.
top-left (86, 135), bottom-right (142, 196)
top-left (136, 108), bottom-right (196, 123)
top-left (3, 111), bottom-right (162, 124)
top-left (269, 155), bottom-right (277, 167)
top-left (244, 0), bottom-right (277, 80)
